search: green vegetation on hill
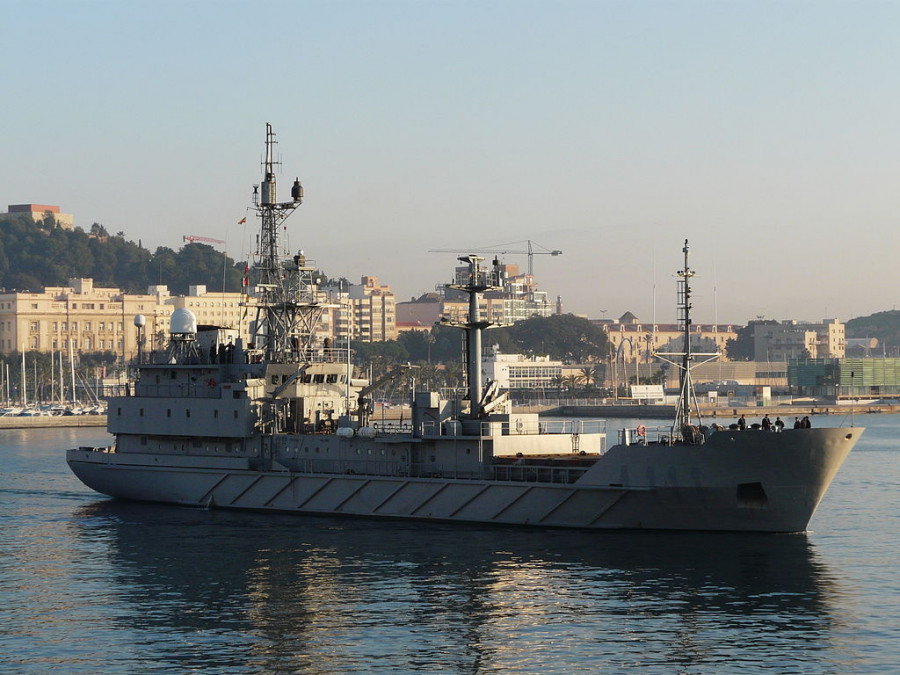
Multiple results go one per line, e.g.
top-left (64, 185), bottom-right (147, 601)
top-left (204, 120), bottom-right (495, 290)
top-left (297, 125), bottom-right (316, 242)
top-left (846, 310), bottom-right (900, 351)
top-left (0, 214), bottom-right (244, 294)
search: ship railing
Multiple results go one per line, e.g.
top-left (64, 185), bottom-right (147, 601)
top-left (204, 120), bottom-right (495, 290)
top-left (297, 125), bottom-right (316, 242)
top-left (298, 348), bottom-right (353, 364)
top-left (616, 424), bottom-right (716, 446)
top-left (419, 418), bottom-right (605, 438)
top-left (617, 425), bottom-right (672, 446)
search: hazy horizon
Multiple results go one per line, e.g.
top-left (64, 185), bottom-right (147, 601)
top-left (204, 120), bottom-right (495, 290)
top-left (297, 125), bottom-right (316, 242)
top-left (5, 1), bottom-right (898, 325)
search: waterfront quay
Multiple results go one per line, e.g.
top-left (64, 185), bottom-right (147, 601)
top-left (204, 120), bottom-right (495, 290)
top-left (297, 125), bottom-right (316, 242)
top-left (0, 416), bottom-right (107, 430)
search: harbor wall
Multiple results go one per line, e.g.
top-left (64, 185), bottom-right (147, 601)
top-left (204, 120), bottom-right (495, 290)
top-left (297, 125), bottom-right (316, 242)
top-left (0, 416), bottom-right (108, 430)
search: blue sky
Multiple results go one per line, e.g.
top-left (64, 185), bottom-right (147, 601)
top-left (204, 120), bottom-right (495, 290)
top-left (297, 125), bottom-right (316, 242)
top-left (4, 0), bottom-right (899, 324)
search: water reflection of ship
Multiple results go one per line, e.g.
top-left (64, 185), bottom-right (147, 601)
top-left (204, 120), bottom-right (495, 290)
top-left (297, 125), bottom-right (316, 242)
top-left (73, 501), bottom-right (841, 672)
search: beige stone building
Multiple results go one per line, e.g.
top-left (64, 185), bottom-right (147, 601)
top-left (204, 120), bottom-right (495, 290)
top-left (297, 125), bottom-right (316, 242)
top-left (0, 279), bottom-right (255, 362)
top-left (0, 279), bottom-right (171, 361)
top-left (597, 312), bottom-right (737, 364)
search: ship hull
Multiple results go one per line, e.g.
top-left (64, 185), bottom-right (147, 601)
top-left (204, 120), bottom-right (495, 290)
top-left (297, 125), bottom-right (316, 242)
top-left (67, 427), bottom-right (861, 533)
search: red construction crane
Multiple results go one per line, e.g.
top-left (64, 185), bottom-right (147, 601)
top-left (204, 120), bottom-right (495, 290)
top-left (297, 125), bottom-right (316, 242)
top-left (183, 235), bottom-right (225, 245)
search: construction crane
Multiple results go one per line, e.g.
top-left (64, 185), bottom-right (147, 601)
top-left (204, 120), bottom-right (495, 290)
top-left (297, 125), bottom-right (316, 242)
top-left (429, 239), bottom-right (561, 276)
top-left (183, 235), bottom-right (225, 245)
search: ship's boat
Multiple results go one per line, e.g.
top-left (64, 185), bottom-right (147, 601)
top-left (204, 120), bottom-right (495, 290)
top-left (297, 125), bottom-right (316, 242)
top-left (67, 124), bottom-right (862, 532)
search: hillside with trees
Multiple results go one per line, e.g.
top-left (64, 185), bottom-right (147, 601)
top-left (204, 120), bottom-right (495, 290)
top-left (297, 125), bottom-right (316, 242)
top-left (0, 213), bottom-right (244, 294)
top-left (846, 310), bottom-right (900, 353)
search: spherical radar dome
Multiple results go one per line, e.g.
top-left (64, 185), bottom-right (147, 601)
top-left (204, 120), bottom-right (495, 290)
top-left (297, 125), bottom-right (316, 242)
top-left (169, 308), bottom-right (198, 335)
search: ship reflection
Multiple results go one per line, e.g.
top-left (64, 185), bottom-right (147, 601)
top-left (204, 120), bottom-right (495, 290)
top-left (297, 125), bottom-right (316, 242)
top-left (71, 502), bottom-right (843, 673)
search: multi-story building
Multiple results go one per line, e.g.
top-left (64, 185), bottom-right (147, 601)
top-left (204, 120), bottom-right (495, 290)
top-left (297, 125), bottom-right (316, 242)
top-left (753, 319), bottom-right (845, 361)
top-left (482, 347), bottom-right (563, 392)
top-left (0, 278), bottom-right (172, 361)
top-left (790, 357), bottom-right (900, 398)
top-left (321, 275), bottom-right (398, 344)
top-left (0, 279), bottom-right (258, 362)
top-left (348, 276), bottom-right (396, 342)
top-left (597, 312), bottom-right (737, 364)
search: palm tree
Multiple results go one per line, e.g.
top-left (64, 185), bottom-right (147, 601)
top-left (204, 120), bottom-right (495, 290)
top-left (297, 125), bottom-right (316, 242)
top-left (563, 374), bottom-right (581, 393)
top-left (550, 374), bottom-right (566, 397)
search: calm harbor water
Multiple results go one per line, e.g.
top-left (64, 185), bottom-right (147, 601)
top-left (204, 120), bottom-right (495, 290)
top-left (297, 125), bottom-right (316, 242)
top-left (1, 416), bottom-right (898, 674)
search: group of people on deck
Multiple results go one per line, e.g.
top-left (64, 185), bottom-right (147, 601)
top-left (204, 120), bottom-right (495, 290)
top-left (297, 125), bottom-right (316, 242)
top-left (734, 414), bottom-right (811, 431)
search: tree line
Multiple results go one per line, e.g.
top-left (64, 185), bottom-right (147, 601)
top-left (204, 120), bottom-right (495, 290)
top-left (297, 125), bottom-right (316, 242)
top-left (0, 214), bottom-right (244, 295)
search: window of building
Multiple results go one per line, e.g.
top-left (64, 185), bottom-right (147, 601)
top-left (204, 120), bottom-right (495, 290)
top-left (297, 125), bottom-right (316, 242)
top-left (85, 321), bottom-right (92, 331)
top-left (31, 303), bottom-right (38, 309)
top-left (72, 303), bottom-right (77, 309)
top-left (71, 322), bottom-right (78, 331)
top-left (29, 321), bottom-right (38, 332)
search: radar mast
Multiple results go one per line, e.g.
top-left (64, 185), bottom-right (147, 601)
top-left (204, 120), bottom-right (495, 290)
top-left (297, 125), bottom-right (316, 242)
top-left (249, 123), bottom-right (317, 363)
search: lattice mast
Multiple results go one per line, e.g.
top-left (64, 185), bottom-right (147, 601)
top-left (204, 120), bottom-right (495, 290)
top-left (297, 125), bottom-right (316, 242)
top-left (250, 123), bottom-right (307, 362)
top-left (675, 239), bottom-right (696, 431)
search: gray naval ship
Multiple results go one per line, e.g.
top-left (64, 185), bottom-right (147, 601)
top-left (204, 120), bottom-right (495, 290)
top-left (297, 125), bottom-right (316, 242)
top-left (67, 124), bottom-right (863, 533)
